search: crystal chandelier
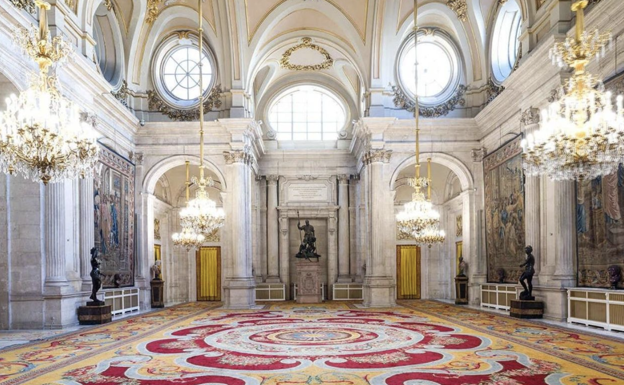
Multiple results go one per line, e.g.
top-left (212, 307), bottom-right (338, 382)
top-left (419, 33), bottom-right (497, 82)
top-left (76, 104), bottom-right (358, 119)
top-left (0, 0), bottom-right (98, 184)
top-left (172, 161), bottom-right (205, 250)
top-left (396, 2), bottom-right (445, 247)
top-left (174, 0), bottom-right (225, 240)
top-left (522, 0), bottom-right (624, 181)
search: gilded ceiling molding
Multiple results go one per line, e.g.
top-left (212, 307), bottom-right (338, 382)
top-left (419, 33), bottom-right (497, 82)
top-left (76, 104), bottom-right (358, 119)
top-left (104, 0), bottom-right (113, 11)
top-left (65, 0), bottom-right (77, 13)
top-left (447, 0), bottom-right (467, 22)
top-left (9, 0), bottom-right (35, 13)
top-left (145, 0), bottom-right (161, 24)
top-left (279, 37), bottom-right (334, 71)
top-left (391, 85), bottom-right (467, 118)
top-left (147, 85), bottom-right (224, 121)
top-left (498, 0), bottom-right (508, 4)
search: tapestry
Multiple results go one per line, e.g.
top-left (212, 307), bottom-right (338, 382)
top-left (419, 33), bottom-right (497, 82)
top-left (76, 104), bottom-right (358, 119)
top-left (576, 164), bottom-right (624, 288)
top-left (94, 145), bottom-right (135, 288)
top-left (484, 135), bottom-right (525, 283)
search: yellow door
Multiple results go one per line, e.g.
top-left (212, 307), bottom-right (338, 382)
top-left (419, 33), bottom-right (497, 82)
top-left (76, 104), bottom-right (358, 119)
top-left (397, 245), bottom-right (421, 299)
top-left (196, 247), bottom-right (221, 301)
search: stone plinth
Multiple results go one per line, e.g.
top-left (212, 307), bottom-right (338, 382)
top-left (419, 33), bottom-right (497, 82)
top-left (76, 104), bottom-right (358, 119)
top-left (296, 260), bottom-right (323, 303)
top-left (78, 304), bottom-right (112, 325)
top-left (151, 279), bottom-right (164, 308)
top-left (510, 299), bottom-right (544, 319)
top-left (455, 276), bottom-right (469, 305)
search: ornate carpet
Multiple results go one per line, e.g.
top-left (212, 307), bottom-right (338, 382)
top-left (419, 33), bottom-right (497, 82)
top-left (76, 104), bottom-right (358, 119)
top-left (1, 301), bottom-right (623, 384)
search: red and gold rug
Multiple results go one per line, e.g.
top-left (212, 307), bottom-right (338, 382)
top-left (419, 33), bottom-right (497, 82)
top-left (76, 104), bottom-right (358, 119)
top-left (1, 301), bottom-right (623, 384)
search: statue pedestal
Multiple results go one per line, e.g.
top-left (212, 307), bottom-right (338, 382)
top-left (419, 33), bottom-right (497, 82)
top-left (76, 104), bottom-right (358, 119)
top-left (78, 304), bottom-right (112, 325)
top-left (296, 260), bottom-right (322, 304)
top-left (510, 299), bottom-right (543, 319)
top-left (151, 279), bottom-right (165, 308)
top-left (455, 276), bottom-right (469, 305)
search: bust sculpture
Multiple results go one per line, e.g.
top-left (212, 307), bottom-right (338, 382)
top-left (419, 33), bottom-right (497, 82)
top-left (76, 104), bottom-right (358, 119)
top-left (608, 265), bottom-right (622, 290)
top-left (151, 260), bottom-right (163, 281)
top-left (89, 247), bottom-right (104, 305)
top-left (519, 245), bottom-right (536, 300)
top-left (296, 219), bottom-right (321, 261)
top-left (496, 267), bottom-right (506, 283)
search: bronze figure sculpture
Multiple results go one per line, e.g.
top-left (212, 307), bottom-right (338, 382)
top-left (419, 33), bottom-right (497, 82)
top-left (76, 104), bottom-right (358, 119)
top-left (89, 247), bottom-right (104, 305)
top-left (519, 245), bottom-right (535, 300)
top-left (296, 218), bottom-right (320, 261)
top-left (608, 265), bottom-right (622, 290)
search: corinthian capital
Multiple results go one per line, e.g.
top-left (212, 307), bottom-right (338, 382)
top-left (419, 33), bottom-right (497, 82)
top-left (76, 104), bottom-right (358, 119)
top-left (224, 149), bottom-right (254, 165)
top-left (363, 149), bottom-right (392, 165)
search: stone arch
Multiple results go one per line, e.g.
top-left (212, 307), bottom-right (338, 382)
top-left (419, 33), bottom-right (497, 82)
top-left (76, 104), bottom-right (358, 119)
top-left (143, 154), bottom-right (227, 194)
top-left (390, 152), bottom-right (473, 192)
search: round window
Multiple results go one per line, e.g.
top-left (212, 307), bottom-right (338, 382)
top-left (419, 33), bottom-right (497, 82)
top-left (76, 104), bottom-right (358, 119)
top-left (397, 29), bottom-right (462, 106)
top-left (152, 34), bottom-right (216, 109)
top-left (491, 0), bottom-right (522, 83)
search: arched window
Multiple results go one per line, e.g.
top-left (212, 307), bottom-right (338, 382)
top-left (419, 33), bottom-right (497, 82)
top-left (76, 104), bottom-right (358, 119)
top-left (491, 0), bottom-right (522, 82)
top-left (267, 85), bottom-right (347, 141)
top-left (93, 3), bottom-right (123, 88)
top-left (397, 28), bottom-right (462, 106)
top-left (152, 34), bottom-right (216, 109)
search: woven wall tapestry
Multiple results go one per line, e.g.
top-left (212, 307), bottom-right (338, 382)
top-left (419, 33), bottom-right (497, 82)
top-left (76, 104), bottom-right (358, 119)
top-left (94, 145), bottom-right (136, 288)
top-left (484, 135), bottom-right (525, 283)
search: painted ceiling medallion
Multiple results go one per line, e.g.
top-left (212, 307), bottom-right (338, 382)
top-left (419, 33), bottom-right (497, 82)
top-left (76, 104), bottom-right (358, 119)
top-left (280, 37), bottom-right (334, 71)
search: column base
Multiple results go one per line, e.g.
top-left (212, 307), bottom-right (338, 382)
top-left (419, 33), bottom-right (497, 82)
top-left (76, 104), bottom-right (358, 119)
top-left (337, 276), bottom-right (353, 283)
top-left (265, 276), bottom-right (281, 284)
top-left (362, 276), bottom-right (396, 308)
top-left (223, 278), bottom-right (257, 309)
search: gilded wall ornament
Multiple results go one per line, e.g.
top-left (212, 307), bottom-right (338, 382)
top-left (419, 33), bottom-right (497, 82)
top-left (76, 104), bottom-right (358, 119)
top-left (148, 84), bottom-right (223, 121)
top-left (447, 0), bottom-right (467, 22)
top-left (145, 0), bottom-right (161, 24)
top-left (104, 0), bottom-right (113, 11)
top-left (65, 0), bottom-right (77, 12)
top-left (154, 219), bottom-right (161, 240)
top-left (9, 0), bottom-right (35, 13)
top-left (391, 84), bottom-right (467, 118)
top-left (279, 37), bottom-right (334, 71)
top-left (456, 215), bottom-right (463, 237)
top-left (485, 77), bottom-right (505, 105)
top-left (111, 80), bottom-right (129, 108)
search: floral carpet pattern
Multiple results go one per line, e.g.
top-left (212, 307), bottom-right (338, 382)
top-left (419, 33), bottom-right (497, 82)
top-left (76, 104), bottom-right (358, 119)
top-left (0, 301), bottom-right (623, 384)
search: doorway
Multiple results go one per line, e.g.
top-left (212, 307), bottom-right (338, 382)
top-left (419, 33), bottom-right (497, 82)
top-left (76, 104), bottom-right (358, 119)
top-left (196, 247), bottom-right (221, 301)
top-left (396, 245), bottom-right (421, 299)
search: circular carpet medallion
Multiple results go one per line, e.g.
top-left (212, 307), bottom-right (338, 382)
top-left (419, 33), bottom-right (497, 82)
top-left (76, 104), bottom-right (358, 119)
top-left (206, 322), bottom-right (423, 356)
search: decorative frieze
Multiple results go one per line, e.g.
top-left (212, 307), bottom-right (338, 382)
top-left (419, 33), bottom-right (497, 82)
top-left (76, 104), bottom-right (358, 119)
top-left (148, 85), bottom-right (223, 121)
top-left (447, 0), bottom-right (467, 22)
top-left (363, 149), bottom-right (392, 165)
top-left (279, 37), bottom-right (334, 71)
top-left (224, 149), bottom-right (255, 165)
top-left (521, 107), bottom-right (541, 126)
top-left (392, 85), bottom-right (466, 117)
top-left (471, 148), bottom-right (487, 163)
top-left (9, 0), bottom-right (35, 13)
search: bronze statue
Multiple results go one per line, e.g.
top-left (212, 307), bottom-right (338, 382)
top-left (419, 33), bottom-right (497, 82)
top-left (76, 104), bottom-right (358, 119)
top-left (519, 245), bottom-right (535, 300)
top-left (89, 247), bottom-right (104, 305)
top-left (296, 218), bottom-right (320, 261)
top-left (608, 265), bottom-right (622, 290)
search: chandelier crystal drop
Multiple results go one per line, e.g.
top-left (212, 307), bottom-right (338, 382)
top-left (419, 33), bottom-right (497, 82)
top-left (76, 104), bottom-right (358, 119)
top-left (522, 0), bottom-right (623, 181)
top-left (0, 0), bottom-right (98, 185)
top-left (395, 1), bottom-right (445, 247)
top-left (172, 0), bottom-right (225, 246)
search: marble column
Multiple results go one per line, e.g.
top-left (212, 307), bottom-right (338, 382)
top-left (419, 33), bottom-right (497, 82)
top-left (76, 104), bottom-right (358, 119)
top-left (363, 149), bottom-right (396, 307)
top-left (279, 213), bottom-right (290, 299)
top-left (337, 175), bottom-right (352, 282)
top-left (44, 181), bottom-right (70, 293)
top-left (470, 148), bottom-right (487, 280)
top-left (79, 178), bottom-right (94, 291)
top-left (521, 108), bottom-right (542, 283)
top-left (266, 175), bottom-right (280, 282)
top-left (223, 150), bottom-right (256, 308)
top-left (328, 213), bottom-right (338, 290)
top-left (553, 180), bottom-right (576, 286)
